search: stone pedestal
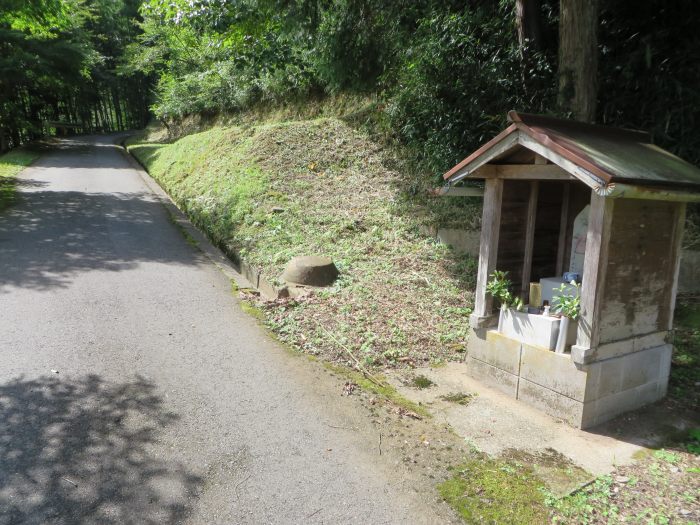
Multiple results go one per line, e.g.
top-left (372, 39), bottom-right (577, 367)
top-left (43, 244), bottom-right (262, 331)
top-left (466, 329), bottom-right (672, 428)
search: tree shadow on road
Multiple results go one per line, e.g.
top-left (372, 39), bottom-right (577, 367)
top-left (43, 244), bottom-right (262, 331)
top-left (0, 375), bottom-right (202, 524)
top-left (0, 189), bottom-right (206, 292)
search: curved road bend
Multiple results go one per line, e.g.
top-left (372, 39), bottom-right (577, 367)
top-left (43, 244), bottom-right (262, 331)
top-left (0, 136), bottom-right (456, 524)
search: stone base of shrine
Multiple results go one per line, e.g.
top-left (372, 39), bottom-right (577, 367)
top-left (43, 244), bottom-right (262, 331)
top-left (466, 329), bottom-right (672, 429)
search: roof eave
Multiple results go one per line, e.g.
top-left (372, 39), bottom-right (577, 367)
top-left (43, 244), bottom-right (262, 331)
top-left (444, 115), bottom-right (616, 190)
top-left (443, 124), bottom-right (519, 181)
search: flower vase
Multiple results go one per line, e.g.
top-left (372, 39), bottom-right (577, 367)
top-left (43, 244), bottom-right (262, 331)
top-left (555, 316), bottom-right (570, 353)
top-left (498, 305), bottom-right (506, 333)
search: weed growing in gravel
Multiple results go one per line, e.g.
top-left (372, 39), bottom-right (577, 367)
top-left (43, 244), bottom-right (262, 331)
top-left (411, 375), bottom-right (434, 389)
top-left (440, 392), bottom-right (477, 405)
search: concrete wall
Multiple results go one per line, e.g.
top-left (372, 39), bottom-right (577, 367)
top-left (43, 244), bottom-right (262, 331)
top-left (435, 228), bottom-right (480, 256)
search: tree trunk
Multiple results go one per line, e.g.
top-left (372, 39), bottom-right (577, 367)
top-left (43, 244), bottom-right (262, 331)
top-left (516, 0), bottom-right (542, 52)
top-left (112, 89), bottom-right (123, 130)
top-left (0, 129), bottom-right (8, 153)
top-left (558, 0), bottom-right (598, 122)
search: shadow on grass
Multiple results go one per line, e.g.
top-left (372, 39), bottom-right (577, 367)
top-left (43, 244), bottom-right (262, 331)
top-left (0, 375), bottom-right (202, 524)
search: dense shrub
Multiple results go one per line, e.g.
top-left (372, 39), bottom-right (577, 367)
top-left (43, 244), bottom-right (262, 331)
top-left (386, 4), bottom-right (556, 174)
top-left (135, 0), bottom-right (700, 191)
top-left (599, 0), bottom-right (700, 165)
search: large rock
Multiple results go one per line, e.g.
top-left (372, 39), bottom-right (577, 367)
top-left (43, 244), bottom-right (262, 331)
top-left (281, 256), bottom-right (339, 286)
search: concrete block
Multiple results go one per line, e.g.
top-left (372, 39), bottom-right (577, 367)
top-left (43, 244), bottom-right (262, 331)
top-left (586, 343), bottom-right (672, 403)
top-left (656, 345), bottom-right (672, 397)
top-left (257, 274), bottom-right (280, 301)
top-left (582, 381), bottom-right (662, 428)
top-left (517, 378), bottom-right (585, 427)
top-left (469, 313), bottom-right (499, 330)
top-left (619, 345), bottom-right (665, 392)
top-left (591, 357), bottom-right (625, 400)
top-left (466, 356), bottom-right (519, 397)
top-left (571, 344), bottom-right (596, 365)
top-left (500, 309), bottom-right (562, 350)
top-left (519, 344), bottom-right (588, 402)
top-left (595, 331), bottom-right (668, 361)
top-left (467, 331), bottom-right (521, 375)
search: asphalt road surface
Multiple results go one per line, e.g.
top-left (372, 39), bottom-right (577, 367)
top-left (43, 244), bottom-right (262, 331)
top-left (0, 136), bottom-right (454, 524)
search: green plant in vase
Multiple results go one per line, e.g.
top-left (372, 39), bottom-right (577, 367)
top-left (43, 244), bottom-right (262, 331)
top-left (552, 281), bottom-right (580, 353)
top-left (552, 282), bottom-right (581, 319)
top-left (486, 270), bottom-right (524, 332)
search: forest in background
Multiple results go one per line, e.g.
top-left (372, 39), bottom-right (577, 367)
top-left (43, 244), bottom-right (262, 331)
top-left (2, 0), bottom-right (700, 177)
top-left (0, 0), bottom-right (149, 150)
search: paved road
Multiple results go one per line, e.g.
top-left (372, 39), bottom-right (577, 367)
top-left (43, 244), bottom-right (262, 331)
top-left (0, 136), bottom-right (452, 524)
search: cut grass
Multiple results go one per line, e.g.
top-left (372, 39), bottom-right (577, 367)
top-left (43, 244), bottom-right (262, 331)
top-left (0, 148), bottom-right (40, 211)
top-left (127, 118), bottom-right (478, 369)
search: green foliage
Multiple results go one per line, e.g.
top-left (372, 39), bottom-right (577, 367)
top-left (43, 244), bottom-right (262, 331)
top-left (552, 282), bottom-right (581, 320)
top-left (486, 270), bottom-right (524, 311)
top-left (128, 0), bottom-right (700, 209)
top-left (0, 148), bottom-right (39, 210)
top-left (598, 1), bottom-right (700, 165)
top-left (386, 3), bottom-right (557, 173)
top-left (548, 475), bottom-right (618, 523)
top-left (132, 0), bottom-right (318, 119)
top-left (669, 298), bottom-right (700, 409)
top-left (686, 428), bottom-right (700, 455)
top-left (0, 0), bottom-right (149, 150)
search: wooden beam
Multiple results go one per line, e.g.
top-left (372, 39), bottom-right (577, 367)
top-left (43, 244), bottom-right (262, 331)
top-left (470, 179), bottom-right (503, 328)
top-left (473, 164), bottom-right (575, 180)
top-left (596, 183), bottom-right (700, 202)
top-left (521, 181), bottom-right (539, 298)
top-left (534, 154), bottom-right (548, 165)
top-left (572, 193), bottom-right (614, 362)
top-left (449, 132), bottom-right (520, 183)
top-left (437, 186), bottom-right (485, 197)
top-left (518, 134), bottom-right (607, 189)
top-left (555, 184), bottom-right (571, 275)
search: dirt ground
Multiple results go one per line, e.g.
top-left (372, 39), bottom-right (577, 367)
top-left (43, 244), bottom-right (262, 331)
top-left (383, 362), bottom-right (699, 524)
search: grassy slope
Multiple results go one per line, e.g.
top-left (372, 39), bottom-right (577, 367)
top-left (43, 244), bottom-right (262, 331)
top-left (0, 149), bottom-right (40, 211)
top-left (128, 118), bottom-right (478, 368)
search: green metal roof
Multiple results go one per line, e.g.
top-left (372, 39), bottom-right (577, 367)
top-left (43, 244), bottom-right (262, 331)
top-left (445, 112), bottom-right (700, 191)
